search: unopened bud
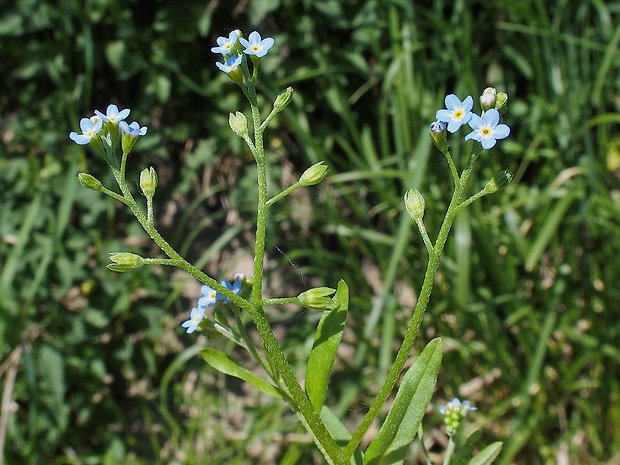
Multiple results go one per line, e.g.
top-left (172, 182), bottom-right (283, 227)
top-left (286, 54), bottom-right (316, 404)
top-left (274, 87), bottom-right (294, 112)
top-left (404, 188), bottom-right (425, 221)
top-left (299, 161), bottom-right (328, 187)
top-left (495, 92), bottom-right (508, 115)
top-left (297, 287), bottom-right (336, 310)
top-left (429, 121), bottom-right (448, 153)
top-left (140, 167), bottom-right (158, 198)
top-left (229, 111), bottom-right (249, 138)
top-left (480, 87), bottom-right (497, 111)
top-left (484, 170), bottom-right (513, 194)
top-left (107, 252), bottom-right (146, 272)
top-left (77, 173), bottom-right (103, 192)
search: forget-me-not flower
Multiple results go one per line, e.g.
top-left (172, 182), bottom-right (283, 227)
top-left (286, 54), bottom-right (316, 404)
top-left (119, 121), bottom-right (148, 137)
top-left (69, 117), bottom-right (103, 145)
top-left (240, 31), bottom-right (275, 58)
top-left (435, 94), bottom-right (473, 133)
top-left (95, 104), bottom-right (130, 124)
top-left (464, 108), bottom-right (510, 149)
top-left (198, 285), bottom-right (218, 308)
top-left (211, 30), bottom-right (240, 55)
top-left (181, 306), bottom-right (205, 334)
top-left (216, 277), bottom-right (243, 304)
top-left (216, 54), bottom-right (243, 74)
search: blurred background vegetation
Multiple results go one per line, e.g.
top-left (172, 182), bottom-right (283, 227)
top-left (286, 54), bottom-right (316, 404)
top-left (1, 0), bottom-right (619, 464)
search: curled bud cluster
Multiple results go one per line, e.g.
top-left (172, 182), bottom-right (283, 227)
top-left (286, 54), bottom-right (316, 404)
top-left (439, 397), bottom-right (477, 436)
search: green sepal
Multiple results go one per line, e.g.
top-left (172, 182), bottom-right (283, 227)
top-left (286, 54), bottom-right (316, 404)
top-left (199, 347), bottom-right (282, 399)
top-left (107, 252), bottom-right (145, 272)
top-left (467, 442), bottom-right (503, 465)
top-left (305, 279), bottom-right (349, 413)
top-left (364, 338), bottom-right (443, 465)
top-left (320, 405), bottom-right (364, 465)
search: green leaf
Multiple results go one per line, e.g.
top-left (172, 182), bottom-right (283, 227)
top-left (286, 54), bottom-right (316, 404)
top-left (305, 279), bottom-right (349, 412)
top-left (364, 338), bottom-right (443, 465)
top-left (39, 344), bottom-right (65, 406)
top-left (321, 405), bottom-right (364, 465)
top-left (452, 429), bottom-right (483, 465)
top-left (199, 348), bottom-right (282, 399)
top-left (467, 442), bottom-right (503, 465)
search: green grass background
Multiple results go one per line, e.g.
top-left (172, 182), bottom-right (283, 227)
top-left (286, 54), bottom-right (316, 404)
top-left (0, 0), bottom-right (619, 463)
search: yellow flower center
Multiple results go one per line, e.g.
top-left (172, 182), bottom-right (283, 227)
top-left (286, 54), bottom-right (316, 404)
top-left (453, 110), bottom-right (463, 120)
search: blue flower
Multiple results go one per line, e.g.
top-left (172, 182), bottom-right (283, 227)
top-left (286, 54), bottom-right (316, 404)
top-left (216, 54), bottom-right (243, 74)
top-left (119, 120), bottom-right (148, 137)
top-left (211, 30), bottom-right (240, 55)
top-left (464, 109), bottom-right (510, 149)
top-left (95, 104), bottom-right (130, 124)
top-left (69, 116), bottom-right (103, 145)
top-left (435, 94), bottom-right (473, 133)
top-left (240, 31), bottom-right (275, 58)
top-left (181, 306), bottom-right (205, 334)
top-left (216, 277), bottom-right (243, 304)
top-left (198, 285), bottom-right (218, 308)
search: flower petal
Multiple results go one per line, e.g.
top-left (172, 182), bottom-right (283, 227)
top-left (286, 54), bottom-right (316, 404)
top-left (481, 138), bottom-right (497, 149)
top-left (462, 95), bottom-right (473, 111)
top-left (493, 124), bottom-right (510, 139)
top-left (483, 108), bottom-right (500, 126)
top-left (467, 113), bottom-right (484, 130)
top-left (79, 117), bottom-right (92, 133)
top-left (248, 31), bottom-right (261, 44)
top-left (444, 94), bottom-right (460, 110)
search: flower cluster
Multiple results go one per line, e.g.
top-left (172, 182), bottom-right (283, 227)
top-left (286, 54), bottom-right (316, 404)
top-left (211, 30), bottom-right (275, 76)
top-left (69, 104), bottom-right (148, 167)
top-left (431, 89), bottom-right (510, 150)
top-left (438, 397), bottom-right (477, 435)
top-left (69, 104), bottom-right (147, 144)
top-left (181, 275), bottom-right (244, 334)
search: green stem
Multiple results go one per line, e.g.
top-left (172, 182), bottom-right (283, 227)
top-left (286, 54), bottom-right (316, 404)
top-left (442, 436), bottom-right (456, 465)
top-left (343, 147), bottom-right (477, 460)
top-left (266, 182), bottom-right (302, 208)
top-left (230, 305), bottom-right (273, 378)
top-left (418, 424), bottom-right (433, 465)
top-left (237, 78), bottom-right (345, 463)
top-left (261, 297), bottom-right (299, 306)
top-left (443, 149), bottom-right (460, 184)
top-left (415, 218), bottom-right (434, 254)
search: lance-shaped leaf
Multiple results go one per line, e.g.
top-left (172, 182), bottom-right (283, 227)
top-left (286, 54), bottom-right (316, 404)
top-left (305, 280), bottom-right (349, 413)
top-left (467, 442), bottom-right (503, 465)
top-left (364, 338), bottom-right (443, 465)
top-left (199, 348), bottom-right (282, 399)
top-left (452, 429), bottom-right (483, 464)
